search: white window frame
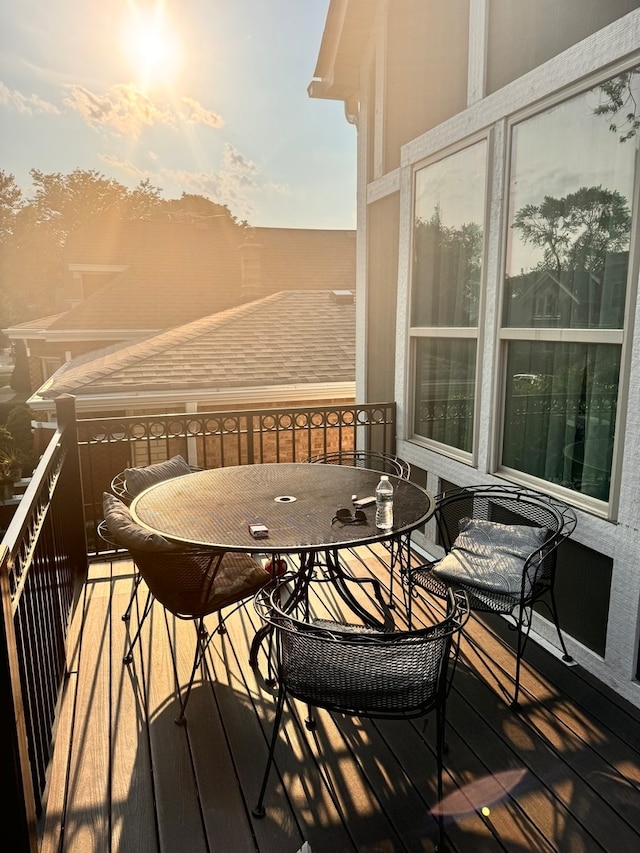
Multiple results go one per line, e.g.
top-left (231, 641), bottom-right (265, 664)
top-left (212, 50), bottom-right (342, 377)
top-left (406, 133), bottom-right (491, 466)
top-left (492, 64), bottom-right (640, 521)
top-left (395, 12), bottom-right (640, 521)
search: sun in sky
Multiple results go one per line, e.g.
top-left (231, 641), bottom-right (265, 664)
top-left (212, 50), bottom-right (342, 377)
top-left (120, 1), bottom-right (183, 91)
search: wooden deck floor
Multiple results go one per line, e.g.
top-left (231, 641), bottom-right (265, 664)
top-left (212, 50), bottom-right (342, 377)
top-left (40, 545), bottom-right (640, 853)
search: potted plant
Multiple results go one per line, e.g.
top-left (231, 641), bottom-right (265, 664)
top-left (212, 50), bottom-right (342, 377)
top-left (0, 444), bottom-right (28, 501)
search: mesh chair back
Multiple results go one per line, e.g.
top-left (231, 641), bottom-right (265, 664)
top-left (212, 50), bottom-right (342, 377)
top-left (305, 450), bottom-right (411, 480)
top-left (433, 485), bottom-right (576, 594)
top-left (257, 581), bottom-right (467, 718)
top-left (111, 455), bottom-right (200, 505)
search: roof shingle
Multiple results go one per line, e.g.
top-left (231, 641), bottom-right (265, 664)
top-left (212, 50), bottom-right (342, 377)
top-left (37, 290), bottom-right (355, 400)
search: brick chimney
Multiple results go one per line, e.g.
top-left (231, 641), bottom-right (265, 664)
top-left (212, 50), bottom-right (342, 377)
top-left (238, 231), bottom-right (263, 300)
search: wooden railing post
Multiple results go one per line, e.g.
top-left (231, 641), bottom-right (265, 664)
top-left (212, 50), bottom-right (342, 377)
top-left (55, 394), bottom-right (88, 573)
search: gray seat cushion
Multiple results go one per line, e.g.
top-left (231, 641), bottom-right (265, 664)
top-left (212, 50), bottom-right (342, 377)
top-left (103, 492), bottom-right (179, 552)
top-left (432, 517), bottom-right (548, 596)
top-left (124, 455), bottom-right (192, 497)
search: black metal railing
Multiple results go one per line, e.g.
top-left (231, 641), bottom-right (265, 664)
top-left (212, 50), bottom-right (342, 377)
top-left (76, 402), bottom-right (398, 555)
top-left (1, 395), bottom-right (86, 852)
top-left (0, 396), bottom-right (397, 850)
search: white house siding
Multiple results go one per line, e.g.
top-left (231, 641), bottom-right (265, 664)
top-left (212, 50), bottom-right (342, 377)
top-left (314, 0), bottom-right (640, 706)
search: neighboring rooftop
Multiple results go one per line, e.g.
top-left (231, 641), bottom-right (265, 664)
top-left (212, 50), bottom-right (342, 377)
top-left (46, 217), bottom-right (356, 334)
top-left (30, 289), bottom-right (355, 408)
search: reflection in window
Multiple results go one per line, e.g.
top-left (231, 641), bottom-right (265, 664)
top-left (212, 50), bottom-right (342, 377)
top-left (501, 65), bottom-right (638, 501)
top-left (504, 78), bottom-right (636, 329)
top-left (414, 338), bottom-right (476, 453)
top-left (412, 141), bottom-right (485, 328)
top-left (503, 342), bottom-right (618, 501)
top-left (411, 140), bottom-right (485, 455)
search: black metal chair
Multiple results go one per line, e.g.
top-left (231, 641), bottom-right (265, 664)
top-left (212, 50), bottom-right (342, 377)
top-left (110, 454), bottom-right (199, 505)
top-left (305, 450), bottom-right (412, 603)
top-left (251, 572), bottom-right (468, 851)
top-left (305, 449), bottom-right (411, 480)
top-left (100, 494), bottom-right (270, 723)
top-left (109, 455), bottom-right (200, 620)
top-left (403, 484), bottom-right (577, 709)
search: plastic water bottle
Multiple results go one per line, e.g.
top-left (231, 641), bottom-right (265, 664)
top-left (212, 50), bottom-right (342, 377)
top-left (375, 475), bottom-right (394, 529)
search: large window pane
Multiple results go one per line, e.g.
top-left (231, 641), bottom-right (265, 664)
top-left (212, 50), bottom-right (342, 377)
top-left (414, 338), bottom-right (476, 452)
top-left (503, 341), bottom-right (619, 501)
top-left (503, 68), bottom-right (638, 330)
top-left (412, 141), bottom-right (486, 327)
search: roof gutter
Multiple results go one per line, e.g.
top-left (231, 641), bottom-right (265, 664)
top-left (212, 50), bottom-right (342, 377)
top-left (27, 382), bottom-right (357, 415)
top-left (308, 0), bottom-right (378, 99)
top-left (3, 327), bottom-right (157, 342)
top-left (308, 0), bottom-right (378, 126)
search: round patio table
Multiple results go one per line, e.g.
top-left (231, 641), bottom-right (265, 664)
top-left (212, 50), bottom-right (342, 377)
top-left (131, 462), bottom-right (435, 663)
top-left (130, 462), bottom-right (434, 553)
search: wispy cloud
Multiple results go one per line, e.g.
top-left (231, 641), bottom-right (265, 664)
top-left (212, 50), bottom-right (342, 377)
top-left (63, 82), bottom-right (224, 137)
top-left (223, 143), bottom-right (258, 174)
top-left (178, 96), bottom-right (224, 128)
top-left (0, 81), bottom-right (60, 115)
top-left (99, 154), bottom-right (152, 180)
top-left (63, 83), bottom-right (169, 136)
top-left (100, 143), bottom-right (287, 221)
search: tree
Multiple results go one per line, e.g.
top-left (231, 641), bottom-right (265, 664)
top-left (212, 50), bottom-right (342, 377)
top-left (0, 170), bottom-right (166, 327)
top-left (9, 341), bottom-right (31, 393)
top-left (413, 206), bottom-right (483, 325)
top-left (161, 192), bottom-right (238, 223)
top-left (0, 169), bottom-right (249, 329)
top-left (4, 403), bottom-right (36, 474)
top-left (28, 168), bottom-right (163, 242)
top-left (512, 185), bottom-right (631, 275)
top-left (592, 68), bottom-right (640, 143)
top-left (0, 170), bottom-right (23, 242)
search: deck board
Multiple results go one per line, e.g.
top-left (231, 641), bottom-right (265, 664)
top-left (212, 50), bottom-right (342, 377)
top-left (111, 572), bottom-right (158, 853)
top-left (41, 550), bottom-right (640, 853)
top-left (64, 565), bottom-right (112, 851)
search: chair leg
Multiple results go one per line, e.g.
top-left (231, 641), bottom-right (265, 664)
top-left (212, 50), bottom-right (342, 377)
top-left (123, 589), bottom-right (154, 664)
top-left (175, 617), bottom-right (215, 725)
top-left (122, 570), bottom-right (142, 622)
top-left (252, 687), bottom-right (287, 818)
top-left (390, 532), bottom-right (412, 608)
top-left (511, 602), bottom-right (531, 710)
top-left (511, 592), bottom-right (571, 710)
top-left (305, 704), bottom-right (316, 730)
top-left (387, 536), bottom-right (398, 606)
top-left (407, 577), bottom-right (415, 628)
top-left (547, 588), bottom-right (573, 662)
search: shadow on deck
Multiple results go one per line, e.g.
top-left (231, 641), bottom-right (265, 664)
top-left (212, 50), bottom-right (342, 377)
top-left (40, 544), bottom-right (640, 853)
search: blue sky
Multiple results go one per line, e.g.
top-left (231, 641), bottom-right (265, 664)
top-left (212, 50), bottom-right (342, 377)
top-left (0, 0), bottom-right (356, 229)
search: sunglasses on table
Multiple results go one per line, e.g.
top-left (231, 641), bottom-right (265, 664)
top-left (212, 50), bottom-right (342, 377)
top-left (331, 508), bottom-right (368, 526)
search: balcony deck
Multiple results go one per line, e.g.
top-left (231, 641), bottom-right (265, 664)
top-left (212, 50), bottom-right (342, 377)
top-left (40, 544), bottom-right (640, 853)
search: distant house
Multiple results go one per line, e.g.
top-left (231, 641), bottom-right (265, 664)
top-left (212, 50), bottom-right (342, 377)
top-left (4, 216), bottom-right (355, 392)
top-left (309, 1), bottom-right (640, 709)
top-left (27, 289), bottom-right (356, 418)
top-left (504, 254), bottom-right (629, 328)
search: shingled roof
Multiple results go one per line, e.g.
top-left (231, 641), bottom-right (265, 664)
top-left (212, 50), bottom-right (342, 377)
top-left (30, 289), bottom-right (355, 410)
top-left (47, 218), bottom-right (356, 333)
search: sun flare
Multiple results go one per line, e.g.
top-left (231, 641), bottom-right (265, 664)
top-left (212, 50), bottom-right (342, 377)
top-left (121, 2), bottom-right (182, 91)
